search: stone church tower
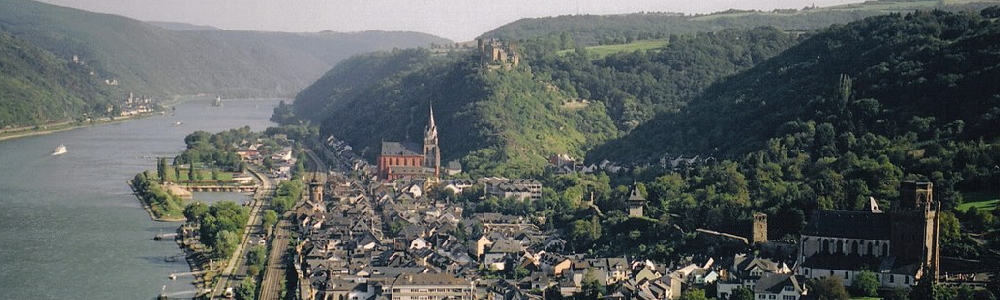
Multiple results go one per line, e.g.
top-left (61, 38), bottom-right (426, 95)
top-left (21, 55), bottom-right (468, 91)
top-left (423, 104), bottom-right (441, 179)
top-left (752, 213), bottom-right (768, 245)
top-left (891, 181), bottom-right (941, 283)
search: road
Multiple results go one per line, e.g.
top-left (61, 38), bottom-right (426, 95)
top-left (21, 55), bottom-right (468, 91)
top-left (211, 166), bottom-right (274, 299)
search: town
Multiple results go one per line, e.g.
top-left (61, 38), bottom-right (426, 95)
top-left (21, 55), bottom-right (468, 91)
top-left (177, 104), bottom-right (987, 300)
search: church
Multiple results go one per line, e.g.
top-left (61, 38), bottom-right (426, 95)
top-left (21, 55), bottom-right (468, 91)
top-left (796, 181), bottom-right (941, 289)
top-left (377, 105), bottom-right (441, 181)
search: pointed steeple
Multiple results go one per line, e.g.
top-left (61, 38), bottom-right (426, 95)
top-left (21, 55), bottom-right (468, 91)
top-left (428, 103), bottom-right (436, 131)
top-left (425, 103), bottom-right (437, 141)
top-left (423, 102), bottom-right (441, 180)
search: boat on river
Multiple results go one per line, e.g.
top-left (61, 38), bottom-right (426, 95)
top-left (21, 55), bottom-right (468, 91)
top-left (51, 144), bottom-right (67, 155)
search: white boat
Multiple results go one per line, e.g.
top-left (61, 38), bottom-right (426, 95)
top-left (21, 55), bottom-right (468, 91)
top-left (173, 121), bottom-right (183, 126)
top-left (51, 144), bottom-right (67, 155)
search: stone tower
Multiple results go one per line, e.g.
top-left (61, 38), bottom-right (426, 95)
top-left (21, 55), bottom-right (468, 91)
top-left (898, 181), bottom-right (934, 210)
top-left (308, 178), bottom-right (325, 212)
top-left (752, 213), bottom-right (768, 245)
top-left (891, 181), bottom-right (940, 283)
top-left (626, 185), bottom-right (646, 218)
top-left (423, 104), bottom-right (441, 180)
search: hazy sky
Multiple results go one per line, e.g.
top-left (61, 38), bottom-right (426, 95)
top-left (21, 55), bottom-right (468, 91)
top-left (36, 0), bottom-right (865, 41)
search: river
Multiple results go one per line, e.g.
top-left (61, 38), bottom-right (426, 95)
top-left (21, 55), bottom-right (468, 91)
top-left (0, 98), bottom-right (282, 299)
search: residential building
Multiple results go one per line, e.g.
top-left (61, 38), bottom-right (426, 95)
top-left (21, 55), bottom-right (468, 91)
top-left (388, 273), bottom-right (474, 300)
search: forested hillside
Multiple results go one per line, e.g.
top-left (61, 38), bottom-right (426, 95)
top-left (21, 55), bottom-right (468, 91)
top-left (0, 0), bottom-right (447, 127)
top-left (482, 1), bottom-right (999, 45)
top-left (531, 27), bottom-right (800, 131)
top-left (583, 8), bottom-right (1000, 258)
top-left (292, 49), bottom-right (441, 123)
top-left (483, 10), bottom-right (876, 46)
top-left (296, 27), bottom-right (801, 177)
top-left (0, 30), bottom-right (115, 128)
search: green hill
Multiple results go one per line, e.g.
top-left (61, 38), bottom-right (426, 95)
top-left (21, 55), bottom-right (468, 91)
top-left (0, 0), bottom-right (448, 127)
top-left (0, 29), bottom-right (115, 128)
top-left (305, 49), bottom-right (617, 178)
top-left (591, 8), bottom-right (1000, 213)
top-left (296, 27), bottom-right (801, 177)
top-left (482, 0), bottom-right (999, 46)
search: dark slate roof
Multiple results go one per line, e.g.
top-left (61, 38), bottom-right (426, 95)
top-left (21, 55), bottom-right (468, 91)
top-left (802, 210), bottom-right (891, 240)
top-left (489, 239), bottom-right (525, 253)
top-left (753, 273), bottom-right (803, 294)
top-left (734, 255), bottom-right (779, 275)
top-left (800, 253), bottom-right (921, 275)
top-left (628, 186), bottom-right (645, 201)
top-left (381, 142), bottom-right (422, 156)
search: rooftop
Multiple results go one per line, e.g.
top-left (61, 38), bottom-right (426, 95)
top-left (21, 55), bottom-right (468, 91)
top-left (802, 210), bottom-right (891, 240)
top-left (393, 272), bottom-right (470, 286)
top-left (381, 142), bottom-right (422, 156)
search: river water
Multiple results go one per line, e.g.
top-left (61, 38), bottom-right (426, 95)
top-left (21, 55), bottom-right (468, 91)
top-left (0, 98), bottom-right (281, 299)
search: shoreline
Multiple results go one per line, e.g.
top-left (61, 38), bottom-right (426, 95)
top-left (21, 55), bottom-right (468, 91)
top-left (0, 114), bottom-right (145, 143)
top-left (126, 180), bottom-right (188, 223)
top-left (0, 96), bottom-right (287, 144)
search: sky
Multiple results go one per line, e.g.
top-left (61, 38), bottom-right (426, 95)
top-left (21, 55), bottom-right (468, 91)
top-left (36, 0), bottom-right (865, 41)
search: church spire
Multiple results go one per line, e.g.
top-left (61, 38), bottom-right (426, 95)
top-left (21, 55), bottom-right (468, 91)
top-left (425, 103), bottom-right (437, 141)
top-left (424, 102), bottom-right (440, 180)
top-left (428, 103), bottom-right (436, 131)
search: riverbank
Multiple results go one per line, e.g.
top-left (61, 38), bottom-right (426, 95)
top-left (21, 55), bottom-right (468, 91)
top-left (127, 179), bottom-right (188, 222)
top-left (0, 114), bottom-right (146, 143)
top-left (0, 97), bottom-right (285, 144)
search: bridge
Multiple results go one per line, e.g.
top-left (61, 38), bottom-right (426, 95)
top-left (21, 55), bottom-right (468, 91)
top-left (180, 185), bottom-right (257, 193)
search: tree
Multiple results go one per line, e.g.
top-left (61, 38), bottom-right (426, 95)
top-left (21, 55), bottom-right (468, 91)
top-left (183, 202), bottom-right (209, 223)
top-left (579, 269), bottom-right (605, 300)
top-left (678, 288), bottom-right (708, 300)
top-left (213, 229), bottom-right (240, 259)
top-left (247, 245), bottom-right (267, 269)
top-left (809, 276), bottom-right (850, 300)
top-left (235, 277), bottom-right (256, 300)
top-left (157, 157), bottom-right (167, 182)
top-left (512, 265), bottom-right (530, 280)
top-left (851, 270), bottom-right (879, 297)
top-left (882, 288), bottom-right (910, 300)
top-left (188, 161), bottom-right (196, 181)
top-left (729, 286), bottom-right (754, 300)
top-left (262, 210), bottom-right (278, 235)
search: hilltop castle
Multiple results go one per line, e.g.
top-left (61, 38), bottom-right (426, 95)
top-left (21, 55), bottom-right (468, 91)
top-left (477, 38), bottom-right (519, 69)
top-left (377, 105), bottom-right (441, 181)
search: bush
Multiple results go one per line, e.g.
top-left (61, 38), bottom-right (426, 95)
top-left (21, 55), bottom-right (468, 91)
top-left (851, 270), bottom-right (879, 297)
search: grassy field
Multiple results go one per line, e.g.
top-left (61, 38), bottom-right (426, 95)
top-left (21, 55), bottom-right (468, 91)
top-left (691, 0), bottom-right (970, 21)
top-left (957, 192), bottom-right (1000, 212)
top-left (558, 39), bottom-right (669, 58)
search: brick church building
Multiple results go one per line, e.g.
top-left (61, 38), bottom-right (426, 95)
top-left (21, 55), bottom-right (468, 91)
top-left (377, 105), bottom-right (441, 181)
